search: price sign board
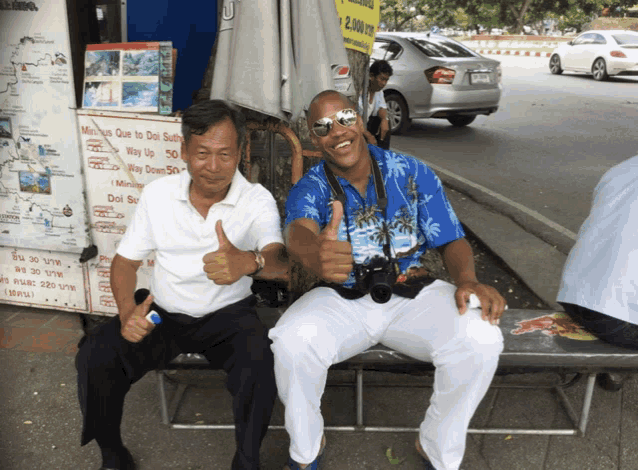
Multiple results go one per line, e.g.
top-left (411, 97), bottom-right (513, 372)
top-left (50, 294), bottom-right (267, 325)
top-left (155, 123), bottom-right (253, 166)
top-left (334, 0), bottom-right (380, 55)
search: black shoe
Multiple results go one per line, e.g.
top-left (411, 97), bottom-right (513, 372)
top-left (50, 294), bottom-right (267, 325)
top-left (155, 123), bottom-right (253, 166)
top-left (99, 447), bottom-right (136, 470)
top-left (597, 372), bottom-right (624, 392)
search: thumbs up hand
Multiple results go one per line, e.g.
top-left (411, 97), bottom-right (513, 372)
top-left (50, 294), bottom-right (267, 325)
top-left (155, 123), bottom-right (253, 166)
top-left (121, 293), bottom-right (156, 343)
top-left (203, 220), bottom-right (251, 285)
top-left (315, 200), bottom-right (353, 283)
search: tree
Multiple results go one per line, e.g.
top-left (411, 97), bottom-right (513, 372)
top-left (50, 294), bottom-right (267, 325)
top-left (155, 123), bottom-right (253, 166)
top-left (453, 0), bottom-right (636, 34)
top-left (380, 0), bottom-right (459, 31)
top-left (380, 0), bottom-right (637, 35)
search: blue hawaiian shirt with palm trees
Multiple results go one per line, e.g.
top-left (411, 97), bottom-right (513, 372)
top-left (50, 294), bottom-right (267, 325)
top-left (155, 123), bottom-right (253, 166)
top-left (285, 145), bottom-right (465, 289)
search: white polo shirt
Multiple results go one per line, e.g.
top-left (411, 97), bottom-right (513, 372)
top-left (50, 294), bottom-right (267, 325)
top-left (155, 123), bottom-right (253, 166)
top-left (117, 169), bottom-right (284, 317)
top-left (557, 155), bottom-right (638, 323)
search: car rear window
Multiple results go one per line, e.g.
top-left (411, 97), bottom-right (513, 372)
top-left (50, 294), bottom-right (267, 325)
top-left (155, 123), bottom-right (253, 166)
top-left (407, 37), bottom-right (479, 58)
top-left (612, 34), bottom-right (638, 45)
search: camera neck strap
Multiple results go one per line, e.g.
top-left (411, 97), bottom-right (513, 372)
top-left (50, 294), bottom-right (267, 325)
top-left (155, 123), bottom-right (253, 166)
top-left (323, 156), bottom-right (392, 257)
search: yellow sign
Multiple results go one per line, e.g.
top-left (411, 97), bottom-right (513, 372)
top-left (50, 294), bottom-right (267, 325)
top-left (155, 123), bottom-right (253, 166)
top-left (334, 0), bottom-right (380, 55)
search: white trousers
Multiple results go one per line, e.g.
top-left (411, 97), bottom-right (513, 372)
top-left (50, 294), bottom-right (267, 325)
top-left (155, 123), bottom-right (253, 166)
top-left (268, 280), bottom-right (504, 470)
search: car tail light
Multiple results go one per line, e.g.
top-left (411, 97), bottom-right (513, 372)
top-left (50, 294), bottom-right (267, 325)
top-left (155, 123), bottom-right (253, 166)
top-left (425, 67), bottom-right (455, 84)
top-left (333, 65), bottom-right (350, 76)
top-left (610, 50), bottom-right (627, 58)
top-left (496, 64), bottom-right (502, 83)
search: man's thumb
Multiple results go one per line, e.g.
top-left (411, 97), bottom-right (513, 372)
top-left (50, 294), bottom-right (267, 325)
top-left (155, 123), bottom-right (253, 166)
top-left (216, 220), bottom-right (230, 249)
top-left (324, 200), bottom-right (343, 239)
top-left (141, 294), bottom-right (154, 313)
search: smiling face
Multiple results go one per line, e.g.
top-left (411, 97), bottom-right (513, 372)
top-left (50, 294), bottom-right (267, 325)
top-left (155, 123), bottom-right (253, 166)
top-left (308, 92), bottom-right (369, 177)
top-left (181, 117), bottom-right (240, 204)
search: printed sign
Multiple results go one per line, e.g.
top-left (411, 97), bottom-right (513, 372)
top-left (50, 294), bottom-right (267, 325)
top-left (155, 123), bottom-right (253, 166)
top-left (0, 246), bottom-right (88, 312)
top-left (77, 109), bottom-right (186, 315)
top-left (334, 0), bottom-right (380, 55)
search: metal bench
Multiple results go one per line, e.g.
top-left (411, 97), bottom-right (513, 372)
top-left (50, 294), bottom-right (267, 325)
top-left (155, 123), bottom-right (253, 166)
top-left (156, 307), bottom-right (638, 437)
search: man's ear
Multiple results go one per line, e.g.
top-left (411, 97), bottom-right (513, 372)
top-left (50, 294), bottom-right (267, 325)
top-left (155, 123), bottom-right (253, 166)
top-left (308, 127), bottom-right (319, 147)
top-left (180, 142), bottom-right (187, 162)
top-left (356, 114), bottom-right (365, 132)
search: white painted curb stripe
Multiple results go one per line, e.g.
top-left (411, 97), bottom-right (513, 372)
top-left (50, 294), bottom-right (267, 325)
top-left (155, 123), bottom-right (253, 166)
top-left (478, 50), bottom-right (552, 57)
top-left (421, 160), bottom-right (578, 241)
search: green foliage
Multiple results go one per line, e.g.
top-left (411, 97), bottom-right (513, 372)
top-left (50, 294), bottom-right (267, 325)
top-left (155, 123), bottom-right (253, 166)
top-left (380, 0), bottom-right (637, 34)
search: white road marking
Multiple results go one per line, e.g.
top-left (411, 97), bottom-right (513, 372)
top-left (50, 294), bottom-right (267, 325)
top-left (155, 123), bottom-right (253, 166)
top-left (419, 159), bottom-right (578, 241)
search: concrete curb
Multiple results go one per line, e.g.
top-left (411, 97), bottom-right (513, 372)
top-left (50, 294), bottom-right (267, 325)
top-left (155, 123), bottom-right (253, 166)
top-left (476, 49), bottom-right (552, 57)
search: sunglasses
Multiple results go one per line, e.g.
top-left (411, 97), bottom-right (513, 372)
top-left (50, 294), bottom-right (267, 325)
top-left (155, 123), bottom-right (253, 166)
top-left (311, 108), bottom-right (358, 137)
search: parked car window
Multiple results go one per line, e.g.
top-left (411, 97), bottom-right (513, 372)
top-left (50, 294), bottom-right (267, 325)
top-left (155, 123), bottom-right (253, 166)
top-left (407, 36), bottom-right (478, 58)
top-left (371, 40), bottom-right (403, 61)
top-left (612, 33), bottom-right (638, 45)
top-left (371, 41), bottom-right (390, 61)
top-left (593, 34), bottom-right (606, 45)
top-left (572, 33), bottom-right (594, 46)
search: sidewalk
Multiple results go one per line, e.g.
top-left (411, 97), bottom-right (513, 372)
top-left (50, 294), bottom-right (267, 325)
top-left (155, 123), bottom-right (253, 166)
top-left (1, 229), bottom-right (637, 470)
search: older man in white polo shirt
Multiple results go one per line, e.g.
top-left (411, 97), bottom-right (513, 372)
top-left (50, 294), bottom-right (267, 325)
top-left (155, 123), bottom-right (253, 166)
top-left (76, 100), bottom-right (288, 470)
top-left (558, 155), bottom-right (638, 388)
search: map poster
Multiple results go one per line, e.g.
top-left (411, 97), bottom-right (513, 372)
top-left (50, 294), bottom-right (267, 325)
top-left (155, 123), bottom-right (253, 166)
top-left (0, 0), bottom-right (92, 253)
top-left (77, 109), bottom-right (186, 315)
top-left (334, 0), bottom-right (381, 55)
top-left (0, 245), bottom-right (89, 312)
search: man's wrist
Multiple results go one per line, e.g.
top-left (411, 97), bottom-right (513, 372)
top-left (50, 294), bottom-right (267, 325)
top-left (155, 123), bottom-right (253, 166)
top-left (247, 250), bottom-right (265, 276)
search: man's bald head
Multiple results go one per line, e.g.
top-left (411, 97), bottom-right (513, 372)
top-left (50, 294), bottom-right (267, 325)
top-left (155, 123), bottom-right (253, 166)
top-left (306, 90), bottom-right (356, 128)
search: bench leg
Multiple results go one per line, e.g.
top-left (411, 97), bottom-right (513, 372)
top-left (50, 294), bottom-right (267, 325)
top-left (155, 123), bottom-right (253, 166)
top-left (555, 372), bottom-right (597, 436)
top-left (356, 368), bottom-right (364, 427)
top-left (157, 370), bottom-right (191, 426)
top-left (157, 370), bottom-right (170, 425)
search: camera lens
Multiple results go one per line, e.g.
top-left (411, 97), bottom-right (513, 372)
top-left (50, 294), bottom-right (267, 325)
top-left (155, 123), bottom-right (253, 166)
top-left (370, 283), bottom-right (392, 303)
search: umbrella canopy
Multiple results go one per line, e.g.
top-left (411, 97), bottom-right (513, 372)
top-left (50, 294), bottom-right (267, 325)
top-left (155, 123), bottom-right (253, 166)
top-left (210, 0), bottom-right (354, 121)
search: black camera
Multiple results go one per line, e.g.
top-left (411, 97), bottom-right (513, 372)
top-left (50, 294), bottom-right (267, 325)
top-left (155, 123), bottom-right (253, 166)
top-left (354, 255), bottom-right (398, 304)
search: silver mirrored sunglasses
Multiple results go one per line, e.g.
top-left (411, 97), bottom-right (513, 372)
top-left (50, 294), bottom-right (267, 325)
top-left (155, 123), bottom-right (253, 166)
top-left (312, 108), bottom-right (357, 137)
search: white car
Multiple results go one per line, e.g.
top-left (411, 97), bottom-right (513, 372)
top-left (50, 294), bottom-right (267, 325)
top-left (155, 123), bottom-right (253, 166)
top-left (549, 30), bottom-right (638, 81)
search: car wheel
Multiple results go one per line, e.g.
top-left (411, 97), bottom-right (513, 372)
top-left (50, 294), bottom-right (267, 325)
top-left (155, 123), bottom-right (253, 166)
top-left (385, 92), bottom-right (410, 134)
top-left (447, 115), bottom-right (476, 127)
top-left (592, 58), bottom-right (608, 81)
top-left (549, 54), bottom-right (563, 75)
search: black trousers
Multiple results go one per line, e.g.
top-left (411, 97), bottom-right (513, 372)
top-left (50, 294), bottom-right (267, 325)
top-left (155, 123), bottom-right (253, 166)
top-left (560, 302), bottom-right (638, 350)
top-left (367, 115), bottom-right (391, 150)
top-left (76, 290), bottom-right (277, 470)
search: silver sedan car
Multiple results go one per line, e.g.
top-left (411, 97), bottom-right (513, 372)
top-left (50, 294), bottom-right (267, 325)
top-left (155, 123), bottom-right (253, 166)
top-left (372, 32), bottom-right (502, 133)
top-left (549, 30), bottom-right (638, 81)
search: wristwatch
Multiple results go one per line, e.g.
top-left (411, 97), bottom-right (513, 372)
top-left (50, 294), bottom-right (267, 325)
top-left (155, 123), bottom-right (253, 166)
top-left (248, 250), bottom-right (265, 276)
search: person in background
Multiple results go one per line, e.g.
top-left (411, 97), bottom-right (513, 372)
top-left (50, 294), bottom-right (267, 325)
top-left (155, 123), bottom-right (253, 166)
top-left (557, 155), bottom-right (638, 390)
top-left (76, 100), bottom-right (288, 470)
top-left (358, 60), bottom-right (393, 150)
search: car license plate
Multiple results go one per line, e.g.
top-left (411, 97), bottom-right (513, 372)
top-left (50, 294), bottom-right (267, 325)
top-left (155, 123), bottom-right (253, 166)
top-left (471, 73), bottom-right (491, 84)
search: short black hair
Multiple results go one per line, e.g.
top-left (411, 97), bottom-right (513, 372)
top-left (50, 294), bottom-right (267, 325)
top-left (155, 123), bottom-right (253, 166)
top-left (181, 100), bottom-right (247, 151)
top-left (370, 60), bottom-right (393, 77)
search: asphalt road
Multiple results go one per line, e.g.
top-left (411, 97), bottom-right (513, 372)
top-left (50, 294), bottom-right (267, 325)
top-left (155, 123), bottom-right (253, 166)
top-left (391, 55), bottom-right (638, 238)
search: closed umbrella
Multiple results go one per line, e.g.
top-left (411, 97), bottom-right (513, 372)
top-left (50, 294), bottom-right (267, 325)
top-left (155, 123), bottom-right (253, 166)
top-left (210, 0), bottom-right (354, 121)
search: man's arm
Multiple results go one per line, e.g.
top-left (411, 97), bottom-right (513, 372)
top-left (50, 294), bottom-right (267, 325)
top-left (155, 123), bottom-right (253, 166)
top-left (253, 242), bottom-right (289, 282)
top-left (378, 108), bottom-right (390, 140)
top-left (285, 201), bottom-right (353, 283)
top-left (110, 253), bottom-right (155, 342)
top-left (437, 238), bottom-right (506, 324)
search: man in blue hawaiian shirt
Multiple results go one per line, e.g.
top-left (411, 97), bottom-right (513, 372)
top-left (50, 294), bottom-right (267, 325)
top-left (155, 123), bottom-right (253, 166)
top-left (269, 90), bottom-right (506, 470)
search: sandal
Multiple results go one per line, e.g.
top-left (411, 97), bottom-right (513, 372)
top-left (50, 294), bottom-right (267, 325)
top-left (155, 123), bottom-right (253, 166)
top-left (415, 438), bottom-right (436, 470)
top-left (284, 454), bottom-right (322, 470)
top-left (284, 435), bottom-right (326, 470)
